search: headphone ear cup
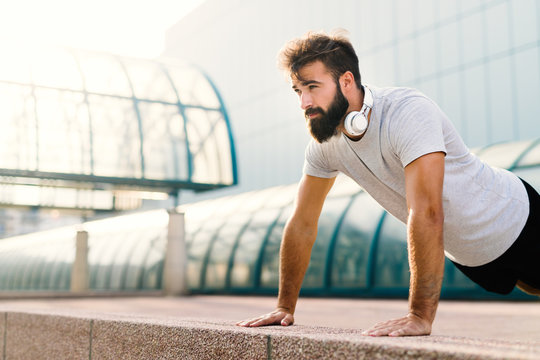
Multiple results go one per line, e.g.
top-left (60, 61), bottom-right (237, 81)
top-left (345, 111), bottom-right (368, 136)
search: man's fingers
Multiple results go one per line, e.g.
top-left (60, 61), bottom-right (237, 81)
top-left (236, 311), bottom-right (293, 328)
top-left (281, 313), bottom-right (294, 326)
top-left (361, 315), bottom-right (431, 337)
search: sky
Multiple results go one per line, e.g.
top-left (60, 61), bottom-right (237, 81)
top-left (0, 0), bottom-right (204, 59)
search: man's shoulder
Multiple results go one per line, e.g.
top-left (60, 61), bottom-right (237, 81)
top-left (370, 85), bottom-right (430, 103)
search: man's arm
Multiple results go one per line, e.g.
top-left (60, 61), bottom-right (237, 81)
top-left (362, 151), bottom-right (445, 336)
top-left (236, 174), bottom-right (336, 327)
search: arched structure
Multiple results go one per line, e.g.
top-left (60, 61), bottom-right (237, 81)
top-left (0, 139), bottom-right (538, 299)
top-left (0, 46), bottom-right (237, 210)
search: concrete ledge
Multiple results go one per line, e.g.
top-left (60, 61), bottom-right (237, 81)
top-left (1, 310), bottom-right (539, 360)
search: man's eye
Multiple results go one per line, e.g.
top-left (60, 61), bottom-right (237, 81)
top-left (309, 85), bottom-right (317, 90)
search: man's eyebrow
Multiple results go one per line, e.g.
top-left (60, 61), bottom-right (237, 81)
top-left (292, 80), bottom-right (322, 89)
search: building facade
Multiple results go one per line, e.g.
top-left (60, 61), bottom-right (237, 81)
top-left (164, 0), bottom-right (540, 202)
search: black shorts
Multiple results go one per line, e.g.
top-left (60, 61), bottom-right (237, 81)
top-left (451, 179), bottom-right (540, 295)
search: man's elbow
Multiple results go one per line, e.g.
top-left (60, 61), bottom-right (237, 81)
top-left (410, 205), bottom-right (445, 227)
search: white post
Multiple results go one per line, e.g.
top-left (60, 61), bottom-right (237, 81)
top-left (71, 230), bottom-right (89, 293)
top-left (163, 209), bottom-right (188, 296)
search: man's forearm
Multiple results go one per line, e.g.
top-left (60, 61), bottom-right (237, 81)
top-left (276, 219), bottom-right (317, 314)
top-left (407, 210), bottom-right (445, 324)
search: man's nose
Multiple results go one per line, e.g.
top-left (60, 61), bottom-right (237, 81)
top-left (300, 93), bottom-right (312, 110)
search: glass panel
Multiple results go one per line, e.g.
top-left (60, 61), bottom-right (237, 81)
top-left (439, 73), bottom-right (464, 137)
top-left (372, 47), bottom-right (395, 86)
top-left (92, 233), bottom-right (126, 290)
top-left (184, 197), bottom-right (228, 248)
top-left (396, 37), bottom-right (416, 84)
top-left (108, 233), bottom-right (140, 290)
top-left (416, 30), bottom-right (437, 79)
top-left (487, 57), bottom-right (514, 144)
top-left (39, 243), bottom-right (67, 290)
top-left (35, 88), bottom-right (91, 174)
top-left (460, 0), bottom-right (489, 12)
top-left (373, 0), bottom-right (394, 44)
top-left (515, 48), bottom-right (540, 140)
top-left (438, 0), bottom-right (459, 21)
top-left (461, 12), bottom-right (484, 64)
top-left (485, 2), bottom-right (510, 57)
top-left (516, 142), bottom-right (540, 168)
top-left (442, 259), bottom-right (478, 289)
top-left (302, 197), bottom-right (351, 289)
top-left (76, 52), bottom-right (132, 97)
top-left (395, 0), bottom-right (416, 37)
top-left (185, 108), bottom-right (224, 184)
top-left (204, 212), bottom-right (251, 289)
top-left (476, 140), bottom-right (534, 169)
top-left (331, 193), bottom-right (384, 288)
top-left (439, 21), bottom-right (460, 72)
top-left (0, 46), bottom-right (32, 84)
top-left (510, 0), bottom-right (538, 48)
top-left (415, 0), bottom-right (436, 30)
top-left (88, 95), bottom-right (142, 178)
top-left (141, 229), bottom-right (167, 290)
top-left (138, 101), bottom-right (188, 180)
top-left (260, 204), bottom-right (294, 288)
top-left (0, 83), bottom-right (37, 170)
top-left (123, 237), bottom-right (150, 290)
top-left (212, 120), bottom-right (234, 184)
top-left (373, 214), bottom-right (409, 288)
top-left (31, 47), bottom-right (83, 90)
top-left (463, 65), bottom-right (488, 147)
top-left (122, 60), bottom-right (177, 103)
top-left (186, 192), bottom-right (251, 289)
top-left (167, 65), bottom-right (220, 108)
top-left (512, 168), bottom-right (540, 191)
top-left (89, 232), bottom-right (115, 289)
top-left (230, 207), bottom-right (282, 288)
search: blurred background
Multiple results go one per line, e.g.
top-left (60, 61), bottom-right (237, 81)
top-left (0, 0), bottom-right (538, 299)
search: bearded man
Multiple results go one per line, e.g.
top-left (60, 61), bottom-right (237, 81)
top-left (237, 30), bottom-right (540, 337)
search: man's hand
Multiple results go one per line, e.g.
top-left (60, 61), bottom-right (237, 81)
top-left (236, 308), bottom-right (294, 327)
top-left (361, 313), bottom-right (431, 337)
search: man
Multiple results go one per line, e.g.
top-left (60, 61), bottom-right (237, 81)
top-left (236, 30), bottom-right (540, 337)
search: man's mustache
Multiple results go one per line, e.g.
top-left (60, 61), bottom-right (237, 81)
top-left (305, 108), bottom-right (324, 118)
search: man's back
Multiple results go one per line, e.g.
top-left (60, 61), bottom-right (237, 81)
top-left (303, 85), bottom-right (529, 267)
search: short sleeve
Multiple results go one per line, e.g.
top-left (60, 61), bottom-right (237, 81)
top-left (303, 139), bottom-right (339, 178)
top-left (390, 96), bottom-right (447, 167)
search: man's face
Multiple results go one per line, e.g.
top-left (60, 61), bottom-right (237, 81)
top-left (291, 61), bottom-right (349, 143)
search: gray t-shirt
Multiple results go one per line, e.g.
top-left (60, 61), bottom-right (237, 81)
top-left (303, 85), bottom-right (529, 266)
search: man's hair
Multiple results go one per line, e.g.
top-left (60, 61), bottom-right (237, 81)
top-left (278, 30), bottom-right (361, 88)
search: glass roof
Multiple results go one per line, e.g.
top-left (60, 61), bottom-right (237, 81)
top-left (0, 45), bottom-right (237, 211)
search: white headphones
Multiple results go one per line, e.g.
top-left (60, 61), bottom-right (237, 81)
top-left (344, 86), bottom-right (373, 136)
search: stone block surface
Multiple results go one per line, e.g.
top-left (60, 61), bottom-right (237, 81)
top-left (269, 325), bottom-right (540, 360)
top-left (5, 312), bottom-right (90, 360)
top-left (91, 318), bottom-right (268, 360)
top-left (0, 312), bottom-right (5, 357)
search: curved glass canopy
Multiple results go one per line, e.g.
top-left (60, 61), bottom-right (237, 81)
top-left (0, 139), bottom-right (538, 299)
top-left (0, 46), bottom-right (237, 210)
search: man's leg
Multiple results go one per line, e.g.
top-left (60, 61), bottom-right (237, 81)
top-left (515, 180), bottom-right (540, 296)
top-left (516, 280), bottom-right (540, 296)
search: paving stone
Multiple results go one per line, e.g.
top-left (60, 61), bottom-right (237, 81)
top-left (91, 318), bottom-right (268, 360)
top-left (5, 312), bottom-right (90, 360)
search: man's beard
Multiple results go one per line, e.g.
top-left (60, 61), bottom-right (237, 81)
top-left (305, 85), bottom-right (349, 143)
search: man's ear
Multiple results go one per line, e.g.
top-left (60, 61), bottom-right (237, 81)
top-left (339, 71), bottom-right (355, 91)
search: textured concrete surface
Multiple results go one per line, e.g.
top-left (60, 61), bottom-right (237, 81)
top-left (91, 318), bottom-right (268, 360)
top-left (0, 296), bottom-right (539, 359)
top-left (0, 312), bottom-right (4, 358)
top-left (5, 312), bottom-right (90, 360)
